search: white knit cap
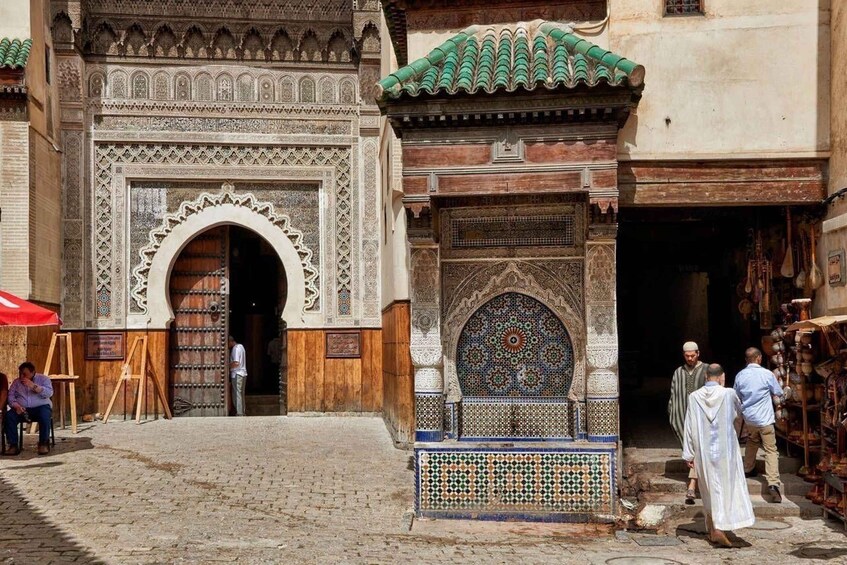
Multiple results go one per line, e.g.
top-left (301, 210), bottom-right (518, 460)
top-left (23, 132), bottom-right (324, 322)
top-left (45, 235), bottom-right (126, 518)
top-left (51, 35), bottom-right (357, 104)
top-left (682, 341), bottom-right (699, 352)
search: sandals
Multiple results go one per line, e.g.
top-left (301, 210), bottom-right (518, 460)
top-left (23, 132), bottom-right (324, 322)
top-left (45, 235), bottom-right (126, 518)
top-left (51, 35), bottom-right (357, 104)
top-left (685, 488), bottom-right (696, 504)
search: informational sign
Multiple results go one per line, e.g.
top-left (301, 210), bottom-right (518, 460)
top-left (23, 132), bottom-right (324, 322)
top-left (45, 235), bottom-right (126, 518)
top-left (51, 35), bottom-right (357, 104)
top-left (828, 249), bottom-right (846, 286)
top-left (85, 332), bottom-right (125, 360)
top-left (326, 330), bottom-right (361, 358)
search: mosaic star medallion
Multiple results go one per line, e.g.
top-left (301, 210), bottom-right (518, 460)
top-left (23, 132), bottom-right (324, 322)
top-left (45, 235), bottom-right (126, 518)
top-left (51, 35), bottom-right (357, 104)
top-left (457, 292), bottom-right (574, 397)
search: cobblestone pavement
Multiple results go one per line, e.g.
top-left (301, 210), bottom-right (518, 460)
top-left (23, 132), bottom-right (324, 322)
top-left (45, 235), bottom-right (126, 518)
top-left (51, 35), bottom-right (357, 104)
top-left (1, 416), bottom-right (846, 564)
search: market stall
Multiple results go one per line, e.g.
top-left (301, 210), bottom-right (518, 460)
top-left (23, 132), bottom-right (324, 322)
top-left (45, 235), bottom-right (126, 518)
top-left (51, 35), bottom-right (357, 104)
top-left (775, 315), bottom-right (847, 528)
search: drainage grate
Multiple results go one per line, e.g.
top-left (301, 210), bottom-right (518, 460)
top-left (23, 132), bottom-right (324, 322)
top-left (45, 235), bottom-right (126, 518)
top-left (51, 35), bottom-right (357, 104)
top-left (631, 535), bottom-right (683, 547)
top-left (792, 542), bottom-right (847, 560)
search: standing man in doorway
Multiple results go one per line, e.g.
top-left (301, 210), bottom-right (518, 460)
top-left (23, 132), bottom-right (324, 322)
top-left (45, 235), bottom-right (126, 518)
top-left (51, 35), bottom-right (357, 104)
top-left (734, 347), bottom-right (784, 503)
top-left (669, 341), bottom-right (707, 504)
top-left (229, 335), bottom-right (247, 417)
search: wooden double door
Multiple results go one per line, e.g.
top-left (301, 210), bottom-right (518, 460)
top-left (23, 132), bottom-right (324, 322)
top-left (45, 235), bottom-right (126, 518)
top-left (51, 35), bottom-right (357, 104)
top-left (169, 227), bottom-right (230, 417)
top-left (169, 225), bottom-right (287, 417)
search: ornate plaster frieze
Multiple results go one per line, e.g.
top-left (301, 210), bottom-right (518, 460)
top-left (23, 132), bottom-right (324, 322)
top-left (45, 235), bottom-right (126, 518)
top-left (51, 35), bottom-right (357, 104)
top-left (91, 143), bottom-right (357, 327)
top-left (84, 66), bottom-right (359, 108)
top-left (131, 188), bottom-right (318, 314)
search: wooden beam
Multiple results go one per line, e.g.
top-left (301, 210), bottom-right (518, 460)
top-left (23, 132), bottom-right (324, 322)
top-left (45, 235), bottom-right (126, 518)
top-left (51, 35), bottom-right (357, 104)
top-left (619, 159), bottom-right (827, 207)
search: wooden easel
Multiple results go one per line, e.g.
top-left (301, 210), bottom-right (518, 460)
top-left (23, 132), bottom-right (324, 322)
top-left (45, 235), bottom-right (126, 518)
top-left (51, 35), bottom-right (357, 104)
top-left (43, 332), bottom-right (80, 434)
top-left (103, 335), bottom-right (172, 424)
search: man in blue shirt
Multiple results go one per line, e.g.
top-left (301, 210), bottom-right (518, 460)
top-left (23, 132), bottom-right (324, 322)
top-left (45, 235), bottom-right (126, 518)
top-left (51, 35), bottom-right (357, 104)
top-left (3, 361), bottom-right (53, 456)
top-left (733, 347), bottom-right (784, 503)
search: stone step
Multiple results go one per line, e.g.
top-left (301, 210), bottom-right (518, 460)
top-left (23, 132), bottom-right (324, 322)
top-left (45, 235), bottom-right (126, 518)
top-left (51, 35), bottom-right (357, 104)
top-left (623, 447), bottom-right (802, 477)
top-left (638, 492), bottom-right (821, 520)
top-left (643, 472), bottom-right (811, 497)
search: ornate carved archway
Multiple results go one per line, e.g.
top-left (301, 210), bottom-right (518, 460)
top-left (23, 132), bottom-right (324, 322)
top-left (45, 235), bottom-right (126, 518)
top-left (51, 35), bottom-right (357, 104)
top-left (131, 189), bottom-right (317, 329)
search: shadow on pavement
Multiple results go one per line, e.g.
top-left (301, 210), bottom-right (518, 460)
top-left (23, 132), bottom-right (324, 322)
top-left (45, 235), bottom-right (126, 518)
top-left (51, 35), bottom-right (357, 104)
top-left (0, 473), bottom-right (105, 563)
top-left (675, 519), bottom-right (752, 548)
top-left (2, 434), bottom-right (94, 462)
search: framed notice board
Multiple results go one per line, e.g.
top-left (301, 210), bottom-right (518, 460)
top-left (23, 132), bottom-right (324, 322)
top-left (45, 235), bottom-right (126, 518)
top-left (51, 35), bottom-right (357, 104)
top-left (325, 330), bottom-right (361, 358)
top-left (85, 332), bottom-right (126, 360)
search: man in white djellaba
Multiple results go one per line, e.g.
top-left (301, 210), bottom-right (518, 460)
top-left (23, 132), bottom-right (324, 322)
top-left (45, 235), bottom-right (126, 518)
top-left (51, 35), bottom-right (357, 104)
top-left (683, 363), bottom-right (754, 547)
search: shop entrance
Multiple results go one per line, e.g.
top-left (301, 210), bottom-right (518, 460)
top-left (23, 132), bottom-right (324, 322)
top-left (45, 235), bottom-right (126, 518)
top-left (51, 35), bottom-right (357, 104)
top-left (168, 225), bottom-right (287, 417)
top-left (617, 206), bottom-right (792, 447)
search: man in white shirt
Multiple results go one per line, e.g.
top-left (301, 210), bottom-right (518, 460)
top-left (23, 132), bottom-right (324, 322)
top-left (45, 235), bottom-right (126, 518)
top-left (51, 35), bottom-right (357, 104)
top-left (228, 335), bottom-right (247, 416)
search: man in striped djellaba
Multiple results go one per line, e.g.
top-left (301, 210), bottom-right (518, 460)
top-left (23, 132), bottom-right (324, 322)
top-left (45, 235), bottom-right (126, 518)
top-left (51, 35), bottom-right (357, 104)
top-left (669, 341), bottom-right (707, 504)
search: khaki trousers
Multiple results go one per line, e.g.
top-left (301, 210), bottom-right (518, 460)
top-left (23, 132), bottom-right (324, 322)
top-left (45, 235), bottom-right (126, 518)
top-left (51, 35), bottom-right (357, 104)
top-left (743, 423), bottom-right (781, 487)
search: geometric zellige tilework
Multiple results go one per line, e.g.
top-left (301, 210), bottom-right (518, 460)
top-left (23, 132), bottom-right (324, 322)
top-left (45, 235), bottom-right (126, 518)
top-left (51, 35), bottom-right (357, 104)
top-left (416, 393), bottom-right (444, 431)
top-left (460, 398), bottom-right (573, 440)
top-left (456, 292), bottom-right (574, 397)
top-left (418, 450), bottom-right (612, 514)
top-left (586, 399), bottom-right (619, 438)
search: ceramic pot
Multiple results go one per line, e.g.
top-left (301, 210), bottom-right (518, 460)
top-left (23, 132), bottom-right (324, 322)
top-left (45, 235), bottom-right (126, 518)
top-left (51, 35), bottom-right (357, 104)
top-left (801, 350), bottom-right (815, 362)
top-left (783, 386), bottom-right (794, 402)
top-left (801, 361), bottom-right (814, 375)
top-left (800, 333), bottom-right (814, 345)
top-left (772, 353), bottom-right (785, 365)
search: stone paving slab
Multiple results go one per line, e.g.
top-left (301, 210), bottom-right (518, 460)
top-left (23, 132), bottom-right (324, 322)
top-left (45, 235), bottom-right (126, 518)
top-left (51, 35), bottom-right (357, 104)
top-left (0, 416), bottom-right (845, 564)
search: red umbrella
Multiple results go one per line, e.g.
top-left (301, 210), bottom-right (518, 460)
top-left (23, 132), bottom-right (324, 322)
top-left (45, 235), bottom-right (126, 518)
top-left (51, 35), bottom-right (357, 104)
top-left (0, 290), bottom-right (61, 326)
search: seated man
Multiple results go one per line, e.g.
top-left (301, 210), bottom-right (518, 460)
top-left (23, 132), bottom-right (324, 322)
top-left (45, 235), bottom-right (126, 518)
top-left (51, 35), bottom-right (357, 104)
top-left (0, 372), bottom-right (7, 412)
top-left (3, 362), bottom-right (53, 455)
top-left (0, 372), bottom-right (7, 430)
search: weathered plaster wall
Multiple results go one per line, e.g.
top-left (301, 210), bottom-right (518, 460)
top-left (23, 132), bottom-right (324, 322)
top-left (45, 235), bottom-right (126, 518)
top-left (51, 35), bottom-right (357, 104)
top-left (611, 0), bottom-right (830, 159)
top-left (0, 0), bottom-right (31, 40)
top-left (402, 1), bottom-right (830, 161)
top-left (380, 14), bottom-right (409, 310)
top-left (818, 0), bottom-right (845, 315)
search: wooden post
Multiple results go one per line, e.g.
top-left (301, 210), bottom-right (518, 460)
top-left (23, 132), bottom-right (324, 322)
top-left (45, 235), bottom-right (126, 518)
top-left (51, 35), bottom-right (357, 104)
top-left (103, 335), bottom-right (172, 424)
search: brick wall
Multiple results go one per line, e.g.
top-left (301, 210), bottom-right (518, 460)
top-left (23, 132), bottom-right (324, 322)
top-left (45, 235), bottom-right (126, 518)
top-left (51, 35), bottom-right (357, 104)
top-left (0, 121), bottom-right (31, 297)
top-left (29, 127), bottom-right (62, 305)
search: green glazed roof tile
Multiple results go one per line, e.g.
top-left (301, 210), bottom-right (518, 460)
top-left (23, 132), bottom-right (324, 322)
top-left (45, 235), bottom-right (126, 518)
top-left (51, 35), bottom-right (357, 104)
top-left (0, 38), bottom-right (32, 70)
top-left (377, 21), bottom-right (644, 101)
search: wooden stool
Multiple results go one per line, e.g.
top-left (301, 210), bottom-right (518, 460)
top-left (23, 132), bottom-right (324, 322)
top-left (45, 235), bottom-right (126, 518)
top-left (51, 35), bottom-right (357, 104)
top-left (44, 332), bottom-right (80, 434)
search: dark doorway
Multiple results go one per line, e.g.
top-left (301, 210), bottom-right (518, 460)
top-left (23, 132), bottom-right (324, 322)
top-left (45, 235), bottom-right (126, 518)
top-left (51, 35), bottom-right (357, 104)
top-left (617, 206), bottom-right (790, 448)
top-left (228, 226), bottom-right (287, 416)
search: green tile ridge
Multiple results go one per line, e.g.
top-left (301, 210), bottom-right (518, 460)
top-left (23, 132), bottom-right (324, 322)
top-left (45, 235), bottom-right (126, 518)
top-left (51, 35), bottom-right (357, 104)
top-left (0, 38), bottom-right (32, 70)
top-left (377, 21), bottom-right (644, 102)
top-left (538, 22), bottom-right (644, 86)
top-left (377, 26), bottom-right (478, 99)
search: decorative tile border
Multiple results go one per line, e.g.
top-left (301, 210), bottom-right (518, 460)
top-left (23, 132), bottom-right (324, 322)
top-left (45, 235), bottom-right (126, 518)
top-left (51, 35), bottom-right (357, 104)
top-left (586, 397), bottom-right (619, 442)
top-left (415, 392), bottom-right (444, 442)
top-left (415, 446), bottom-right (615, 521)
top-left (459, 397), bottom-right (574, 441)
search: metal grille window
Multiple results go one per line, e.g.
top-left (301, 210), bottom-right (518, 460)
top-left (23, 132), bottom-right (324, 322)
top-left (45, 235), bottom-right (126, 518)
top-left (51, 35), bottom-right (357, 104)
top-left (665, 0), bottom-right (702, 15)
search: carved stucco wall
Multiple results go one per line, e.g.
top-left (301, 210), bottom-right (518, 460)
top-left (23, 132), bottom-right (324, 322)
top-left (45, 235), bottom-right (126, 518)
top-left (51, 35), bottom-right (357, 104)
top-left (59, 56), bottom-right (381, 330)
top-left (439, 203), bottom-right (587, 405)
